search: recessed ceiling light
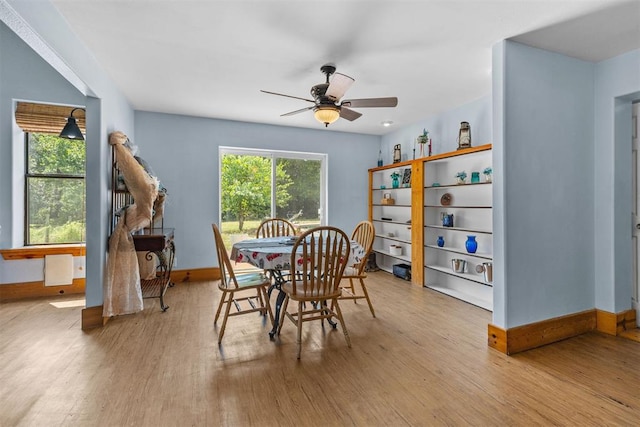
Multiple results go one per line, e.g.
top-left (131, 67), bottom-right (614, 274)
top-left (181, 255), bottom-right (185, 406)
top-left (381, 121), bottom-right (393, 127)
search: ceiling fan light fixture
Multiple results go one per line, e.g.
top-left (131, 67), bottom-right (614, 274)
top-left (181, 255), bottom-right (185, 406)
top-left (314, 106), bottom-right (340, 127)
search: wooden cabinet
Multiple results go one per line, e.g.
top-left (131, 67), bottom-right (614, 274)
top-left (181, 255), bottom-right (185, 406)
top-left (422, 145), bottom-right (493, 310)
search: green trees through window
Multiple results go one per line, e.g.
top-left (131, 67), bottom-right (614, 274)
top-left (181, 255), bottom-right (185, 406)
top-left (221, 154), bottom-right (292, 231)
top-left (220, 151), bottom-right (323, 236)
top-left (26, 133), bottom-right (86, 245)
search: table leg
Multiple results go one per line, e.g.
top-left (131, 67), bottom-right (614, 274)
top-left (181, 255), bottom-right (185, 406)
top-left (269, 290), bottom-right (287, 339)
top-left (267, 269), bottom-right (287, 339)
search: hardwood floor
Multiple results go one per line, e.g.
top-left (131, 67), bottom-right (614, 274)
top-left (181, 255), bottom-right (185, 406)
top-left (1, 272), bottom-right (639, 426)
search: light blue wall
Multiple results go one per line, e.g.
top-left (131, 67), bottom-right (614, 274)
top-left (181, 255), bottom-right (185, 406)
top-left (593, 49), bottom-right (640, 312)
top-left (380, 95), bottom-right (491, 161)
top-left (496, 41), bottom-right (596, 328)
top-left (492, 41), bottom-right (506, 325)
top-left (1, 1), bottom-right (134, 307)
top-left (134, 111), bottom-right (379, 269)
top-left (0, 20), bottom-right (86, 276)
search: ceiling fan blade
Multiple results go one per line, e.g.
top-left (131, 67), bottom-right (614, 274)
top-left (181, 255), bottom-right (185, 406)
top-left (281, 106), bottom-right (315, 117)
top-left (340, 107), bottom-right (362, 121)
top-left (326, 73), bottom-right (355, 101)
top-left (260, 90), bottom-right (315, 103)
top-left (341, 97), bottom-right (398, 108)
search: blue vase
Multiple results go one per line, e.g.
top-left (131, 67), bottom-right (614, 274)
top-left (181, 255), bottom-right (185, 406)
top-left (392, 177), bottom-right (399, 188)
top-left (465, 235), bottom-right (478, 253)
top-left (437, 236), bottom-right (445, 247)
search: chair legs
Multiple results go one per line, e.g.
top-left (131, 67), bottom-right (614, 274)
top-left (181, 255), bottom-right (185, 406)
top-left (339, 276), bottom-right (376, 318)
top-left (332, 298), bottom-right (351, 349)
top-left (277, 295), bottom-right (351, 358)
top-left (215, 286), bottom-right (273, 344)
top-left (214, 289), bottom-right (227, 324)
top-left (217, 292), bottom-right (234, 344)
top-left (358, 278), bottom-right (376, 318)
top-left (296, 302), bottom-right (304, 359)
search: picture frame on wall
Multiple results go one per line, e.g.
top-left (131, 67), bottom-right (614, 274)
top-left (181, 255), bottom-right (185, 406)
top-left (401, 168), bottom-right (411, 187)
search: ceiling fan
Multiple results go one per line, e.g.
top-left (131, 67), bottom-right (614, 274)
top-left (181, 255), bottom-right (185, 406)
top-left (261, 64), bottom-right (398, 127)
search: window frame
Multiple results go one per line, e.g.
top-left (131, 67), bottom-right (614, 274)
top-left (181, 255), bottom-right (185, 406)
top-left (218, 146), bottom-right (328, 228)
top-left (24, 132), bottom-right (86, 246)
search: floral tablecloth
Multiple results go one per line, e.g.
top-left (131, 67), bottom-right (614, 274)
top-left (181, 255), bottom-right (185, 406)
top-left (231, 236), bottom-right (365, 271)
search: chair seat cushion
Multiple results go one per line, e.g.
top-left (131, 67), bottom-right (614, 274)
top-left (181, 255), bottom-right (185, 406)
top-left (220, 272), bottom-right (269, 290)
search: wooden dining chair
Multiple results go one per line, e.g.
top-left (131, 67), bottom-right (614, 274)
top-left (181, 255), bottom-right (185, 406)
top-left (338, 220), bottom-right (376, 317)
top-left (255, 218), bottom-right (297, 238)
top-left (211, 224), bottom-right (274, 343)
top-left (277, 226), bottom-right (351, 359)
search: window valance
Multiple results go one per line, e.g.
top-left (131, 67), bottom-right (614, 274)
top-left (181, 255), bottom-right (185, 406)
top-left (15, 102), bottom-right (86, 135)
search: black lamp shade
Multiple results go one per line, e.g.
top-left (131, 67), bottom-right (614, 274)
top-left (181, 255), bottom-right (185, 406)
top-left (60, 109), bottom-right (85, 140)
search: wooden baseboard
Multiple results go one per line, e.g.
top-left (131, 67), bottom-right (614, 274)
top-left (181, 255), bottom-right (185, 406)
top-left (82, 305), bottom-right (107, 330)
top-left (488, 308), bottom-right (637, 355)
top-left (0, 267), bottom-right (219, 302)
top-left (488, 309), bottom-right (597, 355)
top-left (595, 308), bottom-right (636, 335)
top-left (170, 267), bottom-right (219, 283)
top-left (0, 278), bottom-right (85, 302)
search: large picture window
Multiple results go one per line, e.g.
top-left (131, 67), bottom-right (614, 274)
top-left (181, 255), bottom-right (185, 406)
top-left (25, 133), bottom-right (86, 245)
top-left (219, 147), bottom-right (326, 246)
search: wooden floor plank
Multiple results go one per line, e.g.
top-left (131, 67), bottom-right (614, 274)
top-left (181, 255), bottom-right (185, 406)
top-left (1, 272), bottom-right (639, 426)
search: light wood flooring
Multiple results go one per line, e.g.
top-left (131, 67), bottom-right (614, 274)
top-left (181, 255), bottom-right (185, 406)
top-left (1, 272), bottom-right (639, 426)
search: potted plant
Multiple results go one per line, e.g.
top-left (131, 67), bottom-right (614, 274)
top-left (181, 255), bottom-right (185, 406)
top-left (455, 171), bottom-right (467, 184)
top-left (483, 167), bottom-right (492, 182)
top-left (416, 129), bottom-right (429, 157)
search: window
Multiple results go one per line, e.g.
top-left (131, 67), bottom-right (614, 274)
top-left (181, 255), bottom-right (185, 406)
top-left (25, 132), bottom-right (86, 245)
top-left (219, 147), bottom-right (326, 246)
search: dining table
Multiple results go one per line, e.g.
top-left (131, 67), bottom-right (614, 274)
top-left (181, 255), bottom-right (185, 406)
top-left (230, 235), bottom-right (365, 338)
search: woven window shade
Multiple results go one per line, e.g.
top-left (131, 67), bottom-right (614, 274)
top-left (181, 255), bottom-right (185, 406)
top-left (15, 102), bottom-right (86, 135)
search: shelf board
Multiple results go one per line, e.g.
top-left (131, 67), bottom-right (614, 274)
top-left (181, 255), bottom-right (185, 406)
top-left (424, 244), bottom-right (492, 260)
top-left (374, 219), bottom-right (413, 226)
top-left (373, 249), bottom-right (411, 263)
top-left (425, 225), bottom-right (492, 234)
top-left (425, 284), bottom-right (493, 311)
top-left (424, 205), bottom-right (491, 209)
top-left (372, 204), bottom-right (412, 207)
top-left (425, 264), bottom-right (492, 286)
top-left (425, 182), bottom-right (491, 189)
top-left (376, 234), bottom-right (411, 244)
top-left (372, 187), bottom-right (411, 191)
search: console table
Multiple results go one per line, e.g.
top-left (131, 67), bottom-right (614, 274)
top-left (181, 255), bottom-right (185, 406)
top-left (132, 227), bottom-right (175, 311)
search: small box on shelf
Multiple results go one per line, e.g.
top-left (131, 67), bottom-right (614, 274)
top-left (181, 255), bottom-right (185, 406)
top-left (381, 198), bottom-right (395, 205)
top-left (389, 245), bottom-right (403, 256)
top-left (393, 263), bottom-right (411, 281)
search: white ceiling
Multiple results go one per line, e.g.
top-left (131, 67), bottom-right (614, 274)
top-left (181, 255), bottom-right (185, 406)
top-left (50, 0), bottom-right (640, 136)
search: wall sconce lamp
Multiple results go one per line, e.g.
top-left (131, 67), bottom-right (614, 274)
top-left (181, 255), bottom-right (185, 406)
top-left (59, 108), bottom-right (85, 140)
